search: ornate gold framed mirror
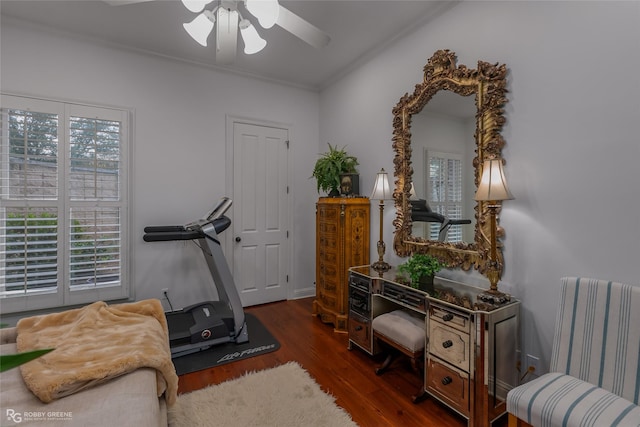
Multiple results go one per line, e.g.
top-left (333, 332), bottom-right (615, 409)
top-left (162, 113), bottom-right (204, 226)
top-left (392, 49), bottom-right (508, 276)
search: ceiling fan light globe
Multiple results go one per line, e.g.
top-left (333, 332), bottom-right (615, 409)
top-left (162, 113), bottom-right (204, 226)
top-left (245, 0), bottom-right (279, 29)
top-left (183, 12), bottom-right (215, 47)
top-left (239, 19), bottom-right (267, 54)
top-left (181, 0), bottom-right (213, 13)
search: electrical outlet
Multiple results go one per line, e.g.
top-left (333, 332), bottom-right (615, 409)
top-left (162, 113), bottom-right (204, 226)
top-left (161, 288), bottom-right (169, 297)
top-left (527, 354), bottom-right (540, 374)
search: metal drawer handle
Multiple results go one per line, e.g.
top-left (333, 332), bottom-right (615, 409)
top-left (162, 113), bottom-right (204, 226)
top-left (442, 376), bottom-right (453, 385)
top-left (442, 340), bottom-right (453, 348)
top-left (355, 325), bottom-right (363, 331)
top-left (442, 313), bottom-right (454, 322)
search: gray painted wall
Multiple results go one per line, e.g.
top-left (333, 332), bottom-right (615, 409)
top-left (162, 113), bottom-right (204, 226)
top-left (320, 0), bottom-right (640, 376)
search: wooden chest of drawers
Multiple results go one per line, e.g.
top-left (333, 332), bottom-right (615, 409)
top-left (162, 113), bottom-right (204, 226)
top-left (313, 197), bottom-right (369, 332)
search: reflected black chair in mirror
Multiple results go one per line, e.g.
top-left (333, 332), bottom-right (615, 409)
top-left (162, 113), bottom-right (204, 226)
top-left (410, 199), bottom-right (471, 242)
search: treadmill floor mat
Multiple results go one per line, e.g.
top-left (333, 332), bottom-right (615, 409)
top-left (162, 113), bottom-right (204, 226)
top-left (172, 313), bottom-right (280, 375)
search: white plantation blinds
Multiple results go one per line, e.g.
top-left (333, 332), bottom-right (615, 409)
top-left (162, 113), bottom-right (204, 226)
top-left (427, 151), bottom-right (464, 242)
top-left (69, 207), bottom-right (121, 290)
top-left (0, 95), bottom-right (130, 313)
top-left (3, 207), bottom-right (59, 293)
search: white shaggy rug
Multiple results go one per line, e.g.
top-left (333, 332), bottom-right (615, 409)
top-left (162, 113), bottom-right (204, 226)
top-left (168, 362), bottom-right (358, 427)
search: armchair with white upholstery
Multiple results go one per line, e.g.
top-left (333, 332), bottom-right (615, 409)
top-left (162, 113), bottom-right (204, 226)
top-left (507, 277), bottom-right (640, 427)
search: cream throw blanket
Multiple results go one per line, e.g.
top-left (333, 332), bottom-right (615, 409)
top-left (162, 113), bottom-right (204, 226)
top-left (16, 299), bottom-right (178, 405)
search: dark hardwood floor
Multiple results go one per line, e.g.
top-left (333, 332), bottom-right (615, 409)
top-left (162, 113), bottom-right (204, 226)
top-left (178, 297), bottom-right (506, 427)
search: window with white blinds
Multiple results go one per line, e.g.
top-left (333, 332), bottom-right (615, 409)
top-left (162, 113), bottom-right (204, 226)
top-left (426, 150), bottom-right (464, 242)
top-left (0, 95), bottom-right (130, 313)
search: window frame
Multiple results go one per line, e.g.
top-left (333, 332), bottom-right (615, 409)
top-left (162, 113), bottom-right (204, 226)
top-left (0, 93), bottom-right (132, 314)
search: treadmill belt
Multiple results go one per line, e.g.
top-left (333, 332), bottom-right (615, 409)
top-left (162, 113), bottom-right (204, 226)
top-left (172, 313), bottom-right (280, 375)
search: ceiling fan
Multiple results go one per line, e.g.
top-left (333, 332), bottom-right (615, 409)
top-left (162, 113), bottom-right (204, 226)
top-left (104, 0), bottom-right (331, 64)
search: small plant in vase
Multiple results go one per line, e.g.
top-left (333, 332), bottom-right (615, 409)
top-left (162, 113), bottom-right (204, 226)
top-left (397, 253), bottom-right (443, 293)
top-left (311, 143), bottom-right (359, 196)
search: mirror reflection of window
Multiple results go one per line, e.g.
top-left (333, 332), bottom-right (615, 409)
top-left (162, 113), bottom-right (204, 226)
top-left (427, 150), bottom-right (463, 242)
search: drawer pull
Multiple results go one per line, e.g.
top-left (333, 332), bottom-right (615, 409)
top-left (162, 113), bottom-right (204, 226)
top-left (355, 325), bottom-right (363, 331)
top-left (441, 376), bottom-right (453, 385)
top-left (442, 340), bottom-right (453, 348)
top-left (442, 313), bottom-right (454, 322)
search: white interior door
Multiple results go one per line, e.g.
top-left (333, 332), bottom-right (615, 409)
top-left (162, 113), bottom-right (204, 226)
top-left (232, 121), bottom-right (289, 306)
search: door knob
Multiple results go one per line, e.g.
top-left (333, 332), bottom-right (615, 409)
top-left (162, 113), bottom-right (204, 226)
top-left (235, 237), bottom-right (242, 242)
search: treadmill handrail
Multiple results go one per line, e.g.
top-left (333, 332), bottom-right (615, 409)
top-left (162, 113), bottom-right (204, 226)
top-left (143, 230), bottom-right (201, 242)
top-left (143, 217), bottom-right (231, 243)
top-left (144, 225), bottom-right (188, 233)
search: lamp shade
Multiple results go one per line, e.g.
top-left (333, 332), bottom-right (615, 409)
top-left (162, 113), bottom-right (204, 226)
top-left (474, 159), bottom-right (514, 201)
top-left (409, 182), bottom-right (418, 200)
top-left (239, 19), bottom-right (267, 54)
top-left (245, 0), bottom-right (280, 29)
top-left (181, 0), bottom-right (213, 13)
top-left (370, 168), bottom-right (392, 201)
top-left (183, 10), bottom-right (215, 47)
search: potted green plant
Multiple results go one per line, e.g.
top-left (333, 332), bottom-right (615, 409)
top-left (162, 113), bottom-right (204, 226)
top-left (397, 253), bottom-right (443, 292)
top-left (311, 143), bottom-right (359, 196)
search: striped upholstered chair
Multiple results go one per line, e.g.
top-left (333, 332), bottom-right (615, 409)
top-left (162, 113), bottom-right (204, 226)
top-left (507, 277), bottom-right (640, 427)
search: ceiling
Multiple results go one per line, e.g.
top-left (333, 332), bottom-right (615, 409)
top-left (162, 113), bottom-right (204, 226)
top-left (0, 0), bottom-right (458, 90)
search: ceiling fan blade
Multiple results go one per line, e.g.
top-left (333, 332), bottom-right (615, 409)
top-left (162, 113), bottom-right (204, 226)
top-left (216, 7), bottom-right (238, 64)
top-left (276, 5), bottom-right (330, 49)
top-left (103, 0), bottom-right (156, 5)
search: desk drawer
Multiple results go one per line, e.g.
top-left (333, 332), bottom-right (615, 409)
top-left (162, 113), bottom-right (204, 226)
top-left (429, 304), bottom-right (469, 333)
top-left (429, 323), bottom-right (470, 372)
top-left (348, 312), bottom-right (372, 353)
top-left (381, 282), bottom-right (426, 313)
top-left (426, 358), bottom-right (469, 416)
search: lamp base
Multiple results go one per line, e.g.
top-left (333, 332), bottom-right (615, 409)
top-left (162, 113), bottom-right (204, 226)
top-left (371, 260), bottom-right (391, 274)
top-left (477, 289), bottom-right (511, 306)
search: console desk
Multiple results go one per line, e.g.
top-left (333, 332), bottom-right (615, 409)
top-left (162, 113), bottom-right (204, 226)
top-left (347, 265), bottom-right (520, 427)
